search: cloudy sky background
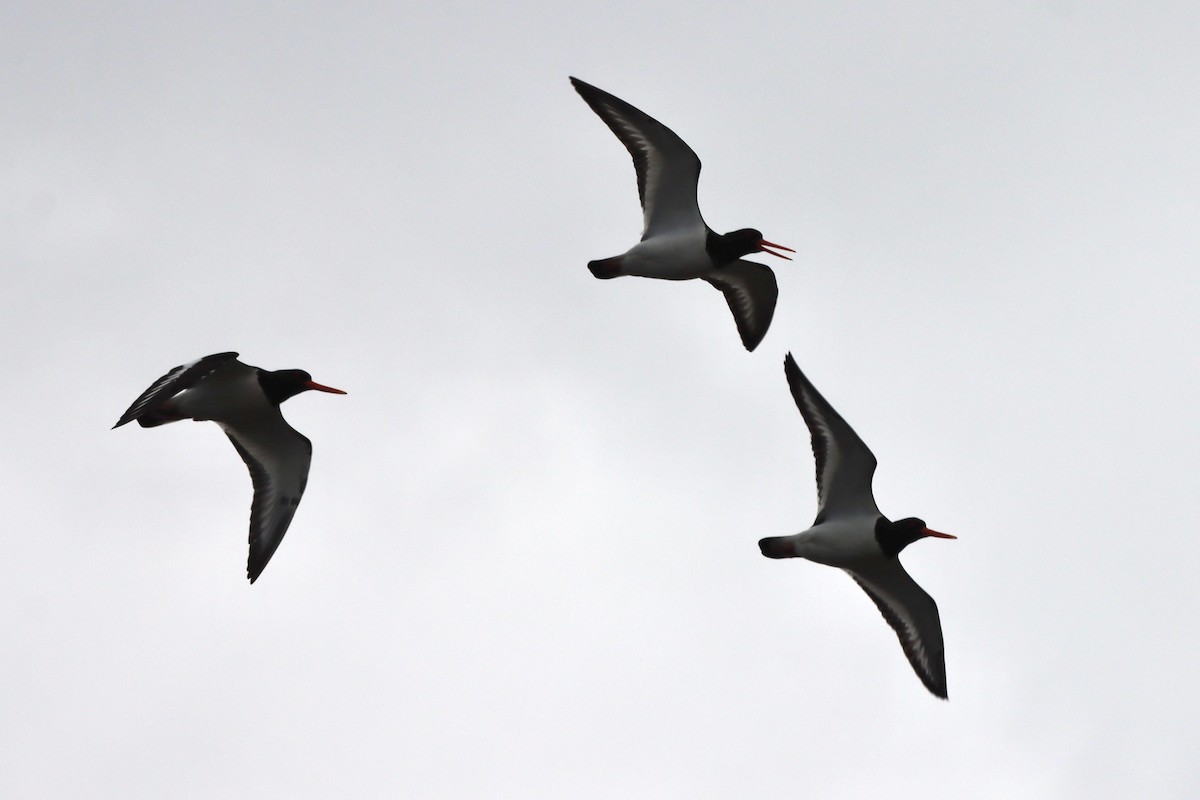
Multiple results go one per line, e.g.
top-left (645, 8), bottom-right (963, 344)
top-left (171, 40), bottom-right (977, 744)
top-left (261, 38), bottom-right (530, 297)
top-left (4, 2), bottom-right (1199, 797)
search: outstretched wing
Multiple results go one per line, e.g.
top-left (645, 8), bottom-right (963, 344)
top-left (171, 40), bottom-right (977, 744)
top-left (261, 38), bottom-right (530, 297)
top-left (221, 412), bottom-right (313, 583)
top-left (783, 353), bottom-right (879, 522)
top-left (704, 260), bottom-right (778, 351)
top-left (113, 352), bottom-right (239, 428)
top-left (846, 561), bottom-right (948, 699)
top-left (571, 77), bottom-right (704, 239)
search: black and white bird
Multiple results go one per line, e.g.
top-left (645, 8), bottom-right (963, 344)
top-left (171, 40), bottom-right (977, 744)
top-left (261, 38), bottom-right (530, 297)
top-left (113, 352), bottom-right (346, 583)
top-left (759, 353), bottom-right (956, 698)
top-left (571, 77), bottom-right (794, 352)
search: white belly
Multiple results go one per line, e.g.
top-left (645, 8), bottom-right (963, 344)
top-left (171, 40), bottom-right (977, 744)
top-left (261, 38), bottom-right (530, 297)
top-left (621, 231), bottom-right (711, 279)
top-left (793, 517), bottom-right (881, 568)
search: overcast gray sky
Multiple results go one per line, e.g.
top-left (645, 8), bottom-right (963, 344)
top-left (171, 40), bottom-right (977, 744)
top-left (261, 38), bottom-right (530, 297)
top-left (4, 2), bottom-right (1199, 797)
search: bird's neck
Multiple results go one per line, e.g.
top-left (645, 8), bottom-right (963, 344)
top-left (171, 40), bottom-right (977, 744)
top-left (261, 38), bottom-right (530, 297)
top-left (705, 227), bottom-right (742, 266)
top-left (256, 371), bottom-right (301, 406)
top-left (875, 517), bottom-right (919, 558)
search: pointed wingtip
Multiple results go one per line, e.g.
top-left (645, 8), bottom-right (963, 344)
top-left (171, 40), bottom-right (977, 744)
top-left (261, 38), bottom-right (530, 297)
top-left (740, 315), bottom-right (769, 352)
top-left (570, 76), bottom-right (605, 102)
top-left (742, 325), bottom-right (770, 351)
top-left (783, 352), bottom-right (800, 379)
top-left (247, 554), bottom-right (266, 584)
top-left (570, 77), bottom-right (592, 100)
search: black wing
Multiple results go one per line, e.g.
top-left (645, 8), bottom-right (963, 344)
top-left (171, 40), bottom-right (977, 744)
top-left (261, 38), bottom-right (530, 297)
top-left (113, 352), bottom-right (239, 428)
top-left (783, 353), bottom-right (879, 522)
top-left (846, 562), bottom-right (949, 699)
top-left (704, 260), bottom-right (778, 351)
top-left (571, 77), bottom-right (704, 239)
top-left (221, 413), bottom-right (314, 583)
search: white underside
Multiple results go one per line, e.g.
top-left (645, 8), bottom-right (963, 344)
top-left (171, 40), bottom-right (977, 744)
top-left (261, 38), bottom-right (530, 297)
top-left (619, 227), bottom-right (711, 279)
top-left (789, 514), bottom-right (883, 568)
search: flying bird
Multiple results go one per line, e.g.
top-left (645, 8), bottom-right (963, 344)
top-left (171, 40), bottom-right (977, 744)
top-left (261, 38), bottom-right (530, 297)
top-left (759, 353), bottom-right (956, 698)
top-left (113, 352), bottom-right (346, 583)
top-left (570, 76), bottom-right (794, 352)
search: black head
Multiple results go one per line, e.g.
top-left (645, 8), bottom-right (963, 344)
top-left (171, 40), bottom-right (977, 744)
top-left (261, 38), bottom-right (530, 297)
top-left (257, 369), bottom-right (347, 406)
top-left (875, 517), bottom-right (957, 558)
top-left (707, 228), bottom-right (795, 265)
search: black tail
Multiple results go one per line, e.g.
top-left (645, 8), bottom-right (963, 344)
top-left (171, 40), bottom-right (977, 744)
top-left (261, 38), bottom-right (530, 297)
top-left (758, 537), bottom-right (794, 559)
top-left (135, 408), bottom-right (187, 428)
top-left (588, 256), bottom-right (623, 279)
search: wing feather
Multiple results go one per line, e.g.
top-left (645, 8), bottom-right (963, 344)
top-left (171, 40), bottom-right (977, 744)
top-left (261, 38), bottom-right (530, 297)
top-left (703, 260), bottom-right (778, 351)
top-left (113, 352), bottom-right (239, 428)
top-left (783, 354), bottom-right (879, 522)
top-left (221, 413), bottom-right (313, 583)
top-left (846, 563), bottom-right (948, 699)
top-left (571, 77), bottom-right (704, 238)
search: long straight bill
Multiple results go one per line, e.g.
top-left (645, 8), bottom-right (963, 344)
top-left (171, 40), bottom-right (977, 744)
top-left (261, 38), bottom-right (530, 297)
top-left (759, 239), bottom-right (795, 260)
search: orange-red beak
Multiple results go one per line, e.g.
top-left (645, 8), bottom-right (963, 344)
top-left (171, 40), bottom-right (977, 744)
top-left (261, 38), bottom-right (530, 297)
top-left (923, 527), bottom-right (957, 539)
top-left (759, 239), bottom-right (795, 261)
top-left (306, 380), bottom-right (347, 395)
